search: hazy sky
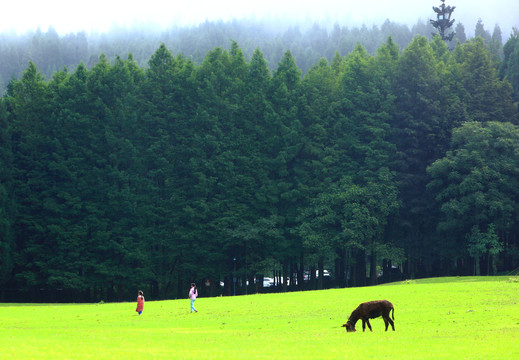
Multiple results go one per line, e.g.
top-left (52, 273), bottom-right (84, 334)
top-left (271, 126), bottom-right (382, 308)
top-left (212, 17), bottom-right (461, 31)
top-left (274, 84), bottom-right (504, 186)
top-left (1, 0), bottom-right (518, 37)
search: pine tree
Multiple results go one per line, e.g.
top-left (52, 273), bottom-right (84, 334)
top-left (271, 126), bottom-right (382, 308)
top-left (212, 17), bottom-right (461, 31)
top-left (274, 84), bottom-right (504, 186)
top-left (0, 97), bottom-right (14, 300)
top-left (138, 44), bottom-right (199, 298)
top-left (390, 36), bottom-right (450, 277)
top-left (489, 25), bottom-right (503, 61)
top-left (7, 62), bottom-right (57, 298)
top-left (501, 28), bottom-right (519, 102)
top-left (297, 57), bottom-right (340, 289)
top-left (266, 50), bottom-right (304, 289)
top-left (456, 37), bottom-right (517, 124)
top-left (474, 19), bottom-right (492, 43)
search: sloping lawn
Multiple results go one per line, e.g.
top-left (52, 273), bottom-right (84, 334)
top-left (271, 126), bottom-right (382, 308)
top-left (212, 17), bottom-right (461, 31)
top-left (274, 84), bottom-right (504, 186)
top-left (2, 276), bottom-right (518, 359)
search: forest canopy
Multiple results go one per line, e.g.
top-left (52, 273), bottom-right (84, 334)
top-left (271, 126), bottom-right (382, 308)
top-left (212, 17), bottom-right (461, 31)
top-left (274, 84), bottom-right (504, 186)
top-left (1, 18), bottom-right (519, 302)
top-left (0, 17), bottom-right (508, 93)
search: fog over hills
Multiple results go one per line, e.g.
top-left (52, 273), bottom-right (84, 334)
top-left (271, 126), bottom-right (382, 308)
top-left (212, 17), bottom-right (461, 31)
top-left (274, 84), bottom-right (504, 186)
top-left (1, 0), bottom-right (517, 39)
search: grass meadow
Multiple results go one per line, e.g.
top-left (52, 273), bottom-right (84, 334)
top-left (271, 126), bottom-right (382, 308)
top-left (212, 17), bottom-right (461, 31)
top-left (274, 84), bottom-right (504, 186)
top-left (2, 276), bottom-right (518, 359)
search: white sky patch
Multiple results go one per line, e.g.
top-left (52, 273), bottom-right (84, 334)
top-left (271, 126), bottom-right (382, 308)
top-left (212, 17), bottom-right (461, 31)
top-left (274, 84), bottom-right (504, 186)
top-left (1, 0), bottom-right (518, 36)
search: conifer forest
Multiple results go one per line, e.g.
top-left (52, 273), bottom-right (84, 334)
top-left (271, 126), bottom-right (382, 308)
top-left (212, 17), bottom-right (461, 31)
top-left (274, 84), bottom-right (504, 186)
top-left (1, 18), bottom-right (519, 302)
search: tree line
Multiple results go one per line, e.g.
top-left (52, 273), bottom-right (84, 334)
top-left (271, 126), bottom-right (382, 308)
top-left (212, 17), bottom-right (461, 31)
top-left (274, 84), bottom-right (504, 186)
top-left (0, 17), bottom-right (506, 94)
top-left (1, 30), bottom-right (519, 302)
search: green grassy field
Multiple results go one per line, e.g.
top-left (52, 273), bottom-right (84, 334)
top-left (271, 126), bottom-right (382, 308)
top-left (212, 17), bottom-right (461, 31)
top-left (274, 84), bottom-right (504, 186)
top-left (2, 277), bottom-right (518, 359)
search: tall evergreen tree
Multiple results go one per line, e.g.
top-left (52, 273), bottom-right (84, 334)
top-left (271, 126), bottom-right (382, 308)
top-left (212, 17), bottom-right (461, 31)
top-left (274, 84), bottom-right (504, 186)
top-left (0, 97), bottom-right (14, 300)
top-left (489, 25), bottom-right (504, 61)
top-left (390, 36), bottom-right (452, 277)
top-left (501, 28), bottom-right (519, 102)
top-left (45, 63), bottom-right (102, 300)
top-left (238, 48), bottom-right (290, 290)
top-left (7, 62), bottom-right (57, 298)
top-left (456, 37), bottom-right (517, 124)
top-left (225, 44), bottom-right (281, 293)
top-left (139, 44), bottom-right (198, 298)
top-left (187, 44), bottom-right (265, 294)
top-left (474, 19), bottom-right (492, 43)
top-left (267, 50), bottom-right (304, 289)
top-left (450, 23), bottom-right (467, 47)
top-left (297, 57), bottom-right (340, 288)
top-left (339, 44), bottom-right (398, 285)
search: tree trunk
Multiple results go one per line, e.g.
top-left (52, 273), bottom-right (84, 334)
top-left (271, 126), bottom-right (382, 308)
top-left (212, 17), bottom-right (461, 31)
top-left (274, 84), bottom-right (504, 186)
top-left (318, 258), bottom-right (324, 290)
top-left (370, 248), bottom-right (377, 285)
top-left (408, 252), bottom-right (415, 279)
top-left (357, 249), bottom-right (367, 287)
top-left (474, 257), bottom-right (480, 276)
top-left (335, 247), bottom-right (347, 287)
top-left (257, 273), bottom-right (263, 293)
top-left (298, 253), bottom-right (304, 290)
top-left (247, 275), bottom-right (255, 295)
top-left (289, 261), bottom-right (295, 289)
top-left (335, 257), bottom-right (342, 288)
top-left (310, 264), bottom-right (316, 290)
top-left (282, 260), bottom-right (289, 292)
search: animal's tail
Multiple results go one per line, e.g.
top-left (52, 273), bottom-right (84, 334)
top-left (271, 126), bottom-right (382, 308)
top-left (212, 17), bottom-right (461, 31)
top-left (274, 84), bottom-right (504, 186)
top-left (391, 306), bottom-right (395, 320)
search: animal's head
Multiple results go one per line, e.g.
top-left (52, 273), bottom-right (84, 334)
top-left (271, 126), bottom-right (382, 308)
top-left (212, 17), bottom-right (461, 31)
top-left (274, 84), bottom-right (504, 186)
top-left (342, 321), bottom-right (356, 332)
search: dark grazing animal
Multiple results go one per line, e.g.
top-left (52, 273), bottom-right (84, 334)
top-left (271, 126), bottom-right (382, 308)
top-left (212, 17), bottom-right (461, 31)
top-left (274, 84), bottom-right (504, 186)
top-left (342, 300), bottom-right (395, 332)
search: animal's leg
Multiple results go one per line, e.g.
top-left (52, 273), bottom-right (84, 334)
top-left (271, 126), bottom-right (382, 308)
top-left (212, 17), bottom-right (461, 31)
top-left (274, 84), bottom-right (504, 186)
top-left (388, 317), bottom-right (395, 331)
top-left (362, 320), bottom-right (366, 332)
top-left (383, 316), bottom-right (389, 331)
top-left (366, 319), bottom-right (373, 332)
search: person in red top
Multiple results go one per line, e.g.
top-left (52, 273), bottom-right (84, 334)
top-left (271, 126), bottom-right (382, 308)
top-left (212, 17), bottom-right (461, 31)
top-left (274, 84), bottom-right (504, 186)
top-left (136, 290), bottom-right (144, 315)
